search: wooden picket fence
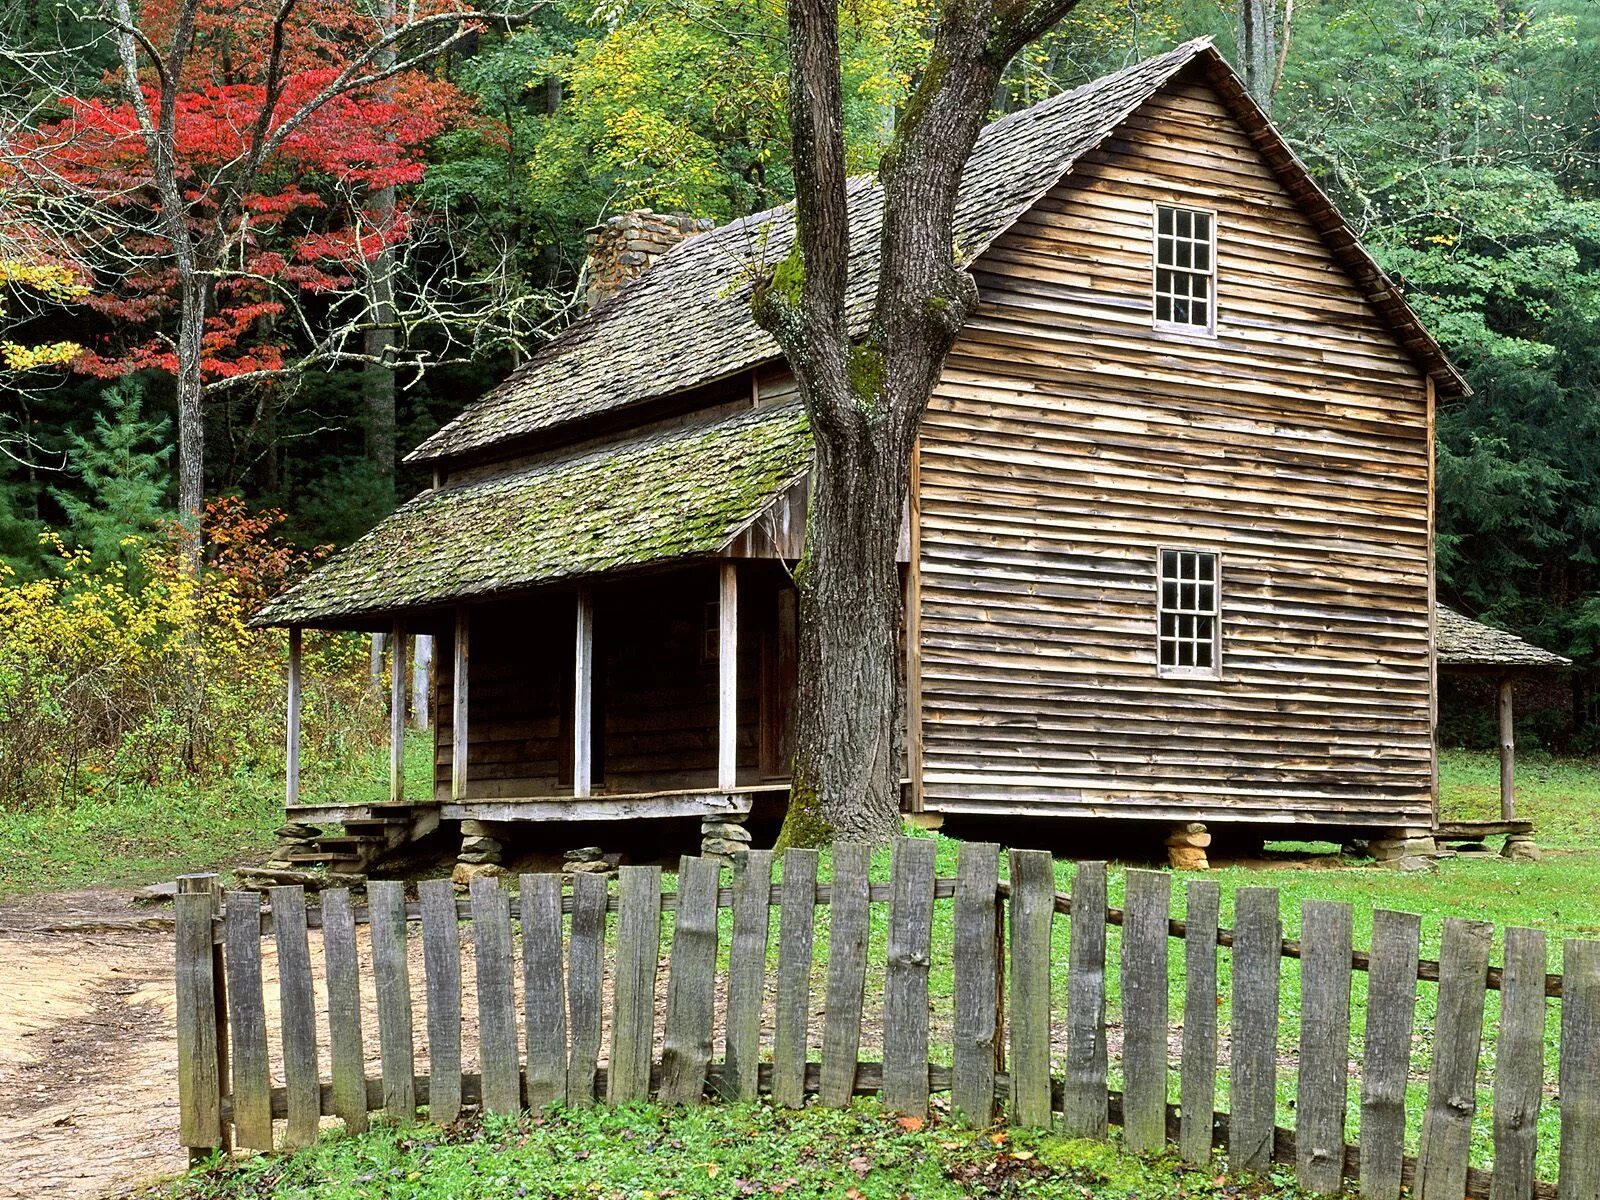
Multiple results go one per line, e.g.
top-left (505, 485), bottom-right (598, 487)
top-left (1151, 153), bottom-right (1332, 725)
top-left (175, 839), bottom-right (1600, 1200)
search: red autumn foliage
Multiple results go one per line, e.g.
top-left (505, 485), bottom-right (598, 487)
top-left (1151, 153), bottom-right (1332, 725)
top-left (12, 0), bottom-right (472, 383)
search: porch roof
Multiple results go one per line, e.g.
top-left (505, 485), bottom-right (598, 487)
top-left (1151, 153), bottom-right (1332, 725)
top-left (252, 404), bottom-right (812, 628)
top-left (1436, 605), bottom-right (1570, 671)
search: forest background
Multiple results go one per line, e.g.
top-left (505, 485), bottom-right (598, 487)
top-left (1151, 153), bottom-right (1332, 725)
top-left (1, 0), bottom-right (1596, 820)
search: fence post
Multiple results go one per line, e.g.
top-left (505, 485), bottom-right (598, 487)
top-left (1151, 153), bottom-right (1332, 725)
top-left (1121, 869), bottom-right (1171, 1154)
top-left (1559, 938), bottom-right (1600, 1200)
top-left (176, 874), bottom-right (226, 1161)
top-left (1230, 887), bottom-right (1281, 1174)
top-left (1007, 849), bottom-right (1054, 1129)
top-left (952, 841), bottom-right (1001, 1126)
top-left (1415, 918), bottom-right (1493, 1200)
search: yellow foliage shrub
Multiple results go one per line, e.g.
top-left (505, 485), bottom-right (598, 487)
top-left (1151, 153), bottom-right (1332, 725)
top-left (0, 517), bottom-right (383, 807)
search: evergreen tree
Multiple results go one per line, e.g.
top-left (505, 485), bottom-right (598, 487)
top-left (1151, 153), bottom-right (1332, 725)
top-left (51, 380), bottom-right (173, 573)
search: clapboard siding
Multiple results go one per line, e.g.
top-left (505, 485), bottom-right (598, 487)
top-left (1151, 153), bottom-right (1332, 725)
top-left (915, 79), bottom-right (1434, 827)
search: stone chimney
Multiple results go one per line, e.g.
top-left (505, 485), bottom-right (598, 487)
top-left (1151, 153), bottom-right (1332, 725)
top-left (583, 210), bottom-right (714, 310)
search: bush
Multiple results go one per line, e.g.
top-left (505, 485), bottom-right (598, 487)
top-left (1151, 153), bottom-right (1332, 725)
top-left (0, 499), bottom-right (382, 808)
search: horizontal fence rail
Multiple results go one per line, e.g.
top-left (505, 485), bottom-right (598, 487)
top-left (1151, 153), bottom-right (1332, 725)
top-left (175, 841), bottom-right (1600, 1200)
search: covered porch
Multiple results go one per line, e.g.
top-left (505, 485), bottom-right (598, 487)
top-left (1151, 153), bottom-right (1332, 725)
top-left (252, 401), bottom-right (818, 863)
top-left (428, 560), bottom-right (798, 823)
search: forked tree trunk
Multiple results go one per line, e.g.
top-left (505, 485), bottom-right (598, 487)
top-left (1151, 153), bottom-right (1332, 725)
top-left (762, 0), bottom-right (1084, 846)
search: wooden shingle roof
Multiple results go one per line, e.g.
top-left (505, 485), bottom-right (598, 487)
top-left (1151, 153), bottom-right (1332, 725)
top-left (1435, 605), bottom-right (1570, 670)
top-left (254, 405), bottom-right (812, 627)
top-left (408, 38), bottom-right (1466, 469)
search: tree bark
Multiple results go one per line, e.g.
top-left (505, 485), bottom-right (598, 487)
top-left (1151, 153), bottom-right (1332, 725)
top-left (1238, 0), bottom-right (1278, 106)
top-left (759, 0), bottom-right (1083, 846)
top-left (363, 0), bottom-right (398, 503)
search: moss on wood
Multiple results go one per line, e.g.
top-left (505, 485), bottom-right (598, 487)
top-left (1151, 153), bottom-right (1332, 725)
top-left (255, 405), bottom-right (814, 626)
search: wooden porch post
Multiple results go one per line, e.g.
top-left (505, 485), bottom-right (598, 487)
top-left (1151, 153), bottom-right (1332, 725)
top-left (389, 619), bottom-right (406, 803)
top-left (1498, 676), bottom-right (1516, 821)
top-left (574, 587), bottom-right (594, 799)
top-left (718, 563), bottom-right (738, 792)
top-left (452, 608), bottom-right (469, 801)
top-left (285, 627), bottom-right (302, 808)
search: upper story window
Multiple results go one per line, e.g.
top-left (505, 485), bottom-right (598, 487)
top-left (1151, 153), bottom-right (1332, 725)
top-left (1153, 204), bottom-right (1216, 334)
top-left (1158, 549), bottom-right (1220, 677)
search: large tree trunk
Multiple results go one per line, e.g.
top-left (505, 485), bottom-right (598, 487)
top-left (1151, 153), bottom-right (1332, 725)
top-left (784, 424), bottom-right (910, 842)
top-left (760, 0), bottom-right (1083, 846)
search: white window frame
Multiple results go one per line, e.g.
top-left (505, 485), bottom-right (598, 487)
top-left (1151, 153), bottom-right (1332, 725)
top-left (1151, 201), bottom-right (1218, 337)
top-left (1156, 547), bottom-right (1222, 679)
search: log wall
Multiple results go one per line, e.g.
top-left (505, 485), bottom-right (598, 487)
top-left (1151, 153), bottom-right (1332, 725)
top-left (914, 77), bottom-right (1435, 828)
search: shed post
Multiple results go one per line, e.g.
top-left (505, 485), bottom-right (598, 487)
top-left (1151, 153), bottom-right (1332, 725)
top-left (719, 563), bottom-right (738, 793)
top-left (285, 627), bottom-right (302, 808)
top-left (574, 586), bottom-right (593, 799)
top-left (451, 608), bottom-right (469, 801)
top-left (389, 619), bottom-right (406, 802)
top-left (1498, 676), bottom-right (1516, 821)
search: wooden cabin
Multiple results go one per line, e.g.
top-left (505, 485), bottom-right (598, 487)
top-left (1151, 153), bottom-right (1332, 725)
top-left (254, 38), bottom-right (1544, 867)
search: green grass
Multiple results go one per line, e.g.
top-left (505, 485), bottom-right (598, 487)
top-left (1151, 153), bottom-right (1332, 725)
top-left (0, 733), bottom-right (435, 898)
top-left (1438, 748), bottom-right (1600, 847)
top-left (150, 1102), bottom-right (1308, 1200)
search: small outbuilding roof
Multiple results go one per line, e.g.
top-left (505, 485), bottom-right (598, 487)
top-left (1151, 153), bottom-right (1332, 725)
top-left (407, 38), bottom-right (1466, 469)
top-left (1435, 605), bottom-right (1570, 670)
top-left (253, 404), bottom-right (812, 627)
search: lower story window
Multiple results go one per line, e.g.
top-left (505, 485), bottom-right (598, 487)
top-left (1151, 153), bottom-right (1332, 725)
top-left (1158, 549), bottom-right (1220, 676)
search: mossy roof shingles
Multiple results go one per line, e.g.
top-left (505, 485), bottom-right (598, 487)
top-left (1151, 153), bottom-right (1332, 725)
top-left (255, 405), bottom-right (813, 626)
top-left (1435, 605), bottom-right (1570, 669)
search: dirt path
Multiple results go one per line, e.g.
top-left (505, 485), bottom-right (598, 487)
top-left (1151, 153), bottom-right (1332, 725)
top-left (0, 888), bottom-right (186, 1200)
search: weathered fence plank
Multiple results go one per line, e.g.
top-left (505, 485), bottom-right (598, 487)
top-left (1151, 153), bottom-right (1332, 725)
top-left (175, 885), bottom-right (222, 1151)
top-left (268, 886), bottom-right (319, 1147)
top-left (419, 879), bottom-right (463, 1123)
top-left (1230, 886), bottom-right (1281, 1173)
top-left (1179, 879), bottom-right (1220, 1164)
top-left (1062, 860), bottom-right (1109, 1139)
top-left (773, 848), bottom-right (819, 1109)
top-left (225, 891), bottom-right (273, 1149)
top-left (321, 888), bottom-right (368, 1133)
top-left (471, 876), bottom-right (521, 1114)
top-left (1360, 908), bottom-right (1422, 1200)
top-left (820, 843), bottom-right (871, 1108)
top-left (952, 841), bottom-right (1001, 1126)
top-left (1298, 900), bottom-right (1354, 1194)
top-left (567, 871), bottom-right (608, 1106)
top-left (608, 865), bottom-right (663, 1103)
top-left (1559, 938), bottom-right (1600, 1200)
top-left (368, 880), bottom-right (417, 1122)
top-left (1491, 926), bottom-right (1547, 1200)
top-left (660, 856), bottom-right (721, 1105)
top-left (1415, 918), bottom-right (1493, 1200)
top-left (1008, 848), bottom-right (1054, 1128)
top-left (1122, 869), bottom-right (1171, 1154)
top-left (520, 873), bottom-right (567, 1109)
top-left (723, 849), bottom-right (773, 1101)
top-left (883, 838), bottom-right (937, 1117)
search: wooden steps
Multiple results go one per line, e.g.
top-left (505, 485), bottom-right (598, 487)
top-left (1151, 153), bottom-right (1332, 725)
top-left (280, 803), bottom-right (441, 871)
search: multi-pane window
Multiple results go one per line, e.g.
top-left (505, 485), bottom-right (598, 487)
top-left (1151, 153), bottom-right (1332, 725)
top-left (1158, 549), bottom-right (1220, 676)
top-left (1154, 204), bottom-right (1216, 332)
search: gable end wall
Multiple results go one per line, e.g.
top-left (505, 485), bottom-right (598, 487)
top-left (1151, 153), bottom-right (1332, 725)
top-left (914, 77), bottom-right (1435, 829)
